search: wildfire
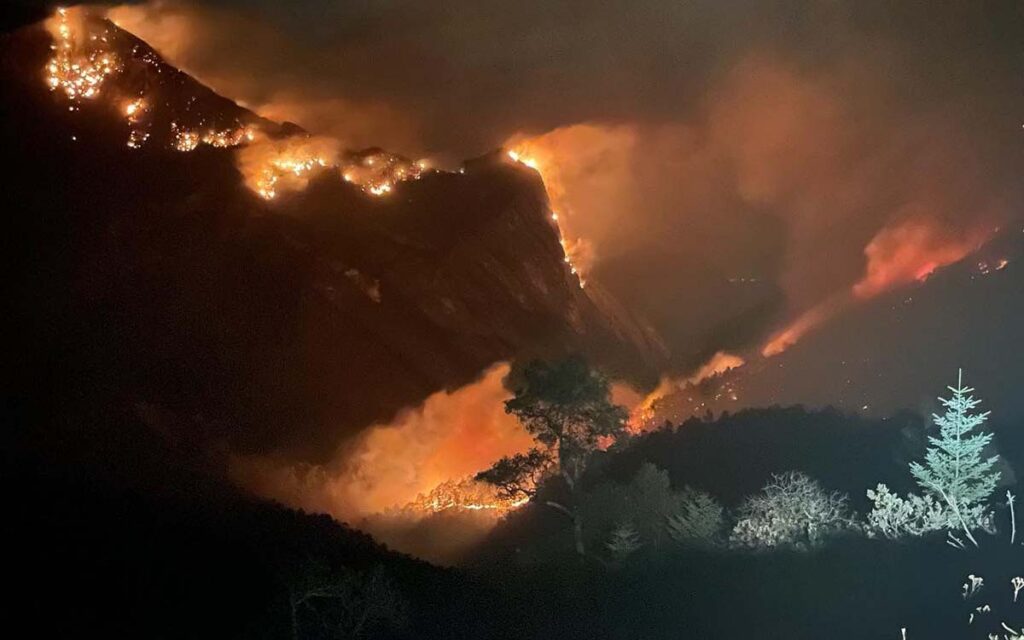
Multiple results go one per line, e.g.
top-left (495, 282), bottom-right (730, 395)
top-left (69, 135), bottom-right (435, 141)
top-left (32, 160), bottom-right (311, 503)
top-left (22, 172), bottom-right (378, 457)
top-left (762, 218), bottom-right (991, 358)
top-left (126, 129), bottom-right (149, 149)
top-left (408, 477), bottom-right (529, 515)
top-left (629, 351), bottom-right (745, 431)
top-left (124, 97), bottom-right (145, 120)
top-left (761, 296), bottom-right (846, 358)
top-left (171, 126), bottom-right (200, 152)
top-left (45, 8), bottom-right (120, 101)
top-left (852, 218), bottom-right (989, 299)
top-left (980, 258), bottom-right (1009, 274)
top-left (505, 148), bottom-right (588, 288)
top-left (201, 126), bottom-right (256, 148)
top-left (237, 141), bottom-right (430, 201)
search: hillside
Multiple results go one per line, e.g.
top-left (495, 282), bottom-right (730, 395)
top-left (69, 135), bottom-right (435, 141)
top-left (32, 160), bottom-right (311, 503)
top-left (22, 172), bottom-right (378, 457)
top-left (1, 10), bottom-right (663, 466)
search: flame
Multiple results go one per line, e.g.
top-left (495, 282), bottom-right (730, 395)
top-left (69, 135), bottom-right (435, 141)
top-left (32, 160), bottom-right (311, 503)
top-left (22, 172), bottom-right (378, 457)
top-left (124, 97), bottom-right (145, 120)
top-left (171, 125), bottom-right (200, 152)
top-left (504, 143), bottom-right (591, 288)
top-left (229, 363), bottom-right (534, 520)
top-left (628, 351), bottom-right (745, 431)
top-left (45, 8), bottom-right (120, 101)
top-left (235, 135), bottom-right (428, 201)
top-left (762, 218), bottom-right (991, 358)
top-left (235, 135), bottom-right (337, 199)
top-left (761, 296), bottom-right (847, 357)
top-left (39, 9), bottom-right (435, 204)
top-left (407, 477), bottom-right (529, 515)
top-left (853, 217), bottom-right (990, 299)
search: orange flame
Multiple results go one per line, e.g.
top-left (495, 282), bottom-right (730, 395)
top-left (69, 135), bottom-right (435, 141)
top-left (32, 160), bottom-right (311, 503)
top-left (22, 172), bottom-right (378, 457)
top-left (853, 217), bottom-right (990, 299)
top-left (628, 351), bottom-right (745, 431)
top-left (503, 127), bottom-right (621, 288)
top-left (762, 217), bottom-right (991, 357)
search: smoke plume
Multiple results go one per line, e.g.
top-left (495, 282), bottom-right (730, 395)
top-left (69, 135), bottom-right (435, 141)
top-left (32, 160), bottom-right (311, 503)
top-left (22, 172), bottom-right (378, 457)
top-left (80, 0), bottom-right (1023, 553)
top-left (228, 363), bottom-right (532, 521)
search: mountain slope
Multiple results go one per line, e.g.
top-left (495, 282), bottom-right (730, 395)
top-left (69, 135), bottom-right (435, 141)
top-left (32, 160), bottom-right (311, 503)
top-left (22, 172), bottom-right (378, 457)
top-left (2, 11), bottom-right (664, 463)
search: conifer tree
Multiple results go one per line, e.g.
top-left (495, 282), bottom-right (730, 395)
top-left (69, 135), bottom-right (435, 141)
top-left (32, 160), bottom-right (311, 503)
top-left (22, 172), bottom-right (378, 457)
top-left (606, 521), bottom-right (642, 561)
top-left (910, 369), bottom-right (1000, 542)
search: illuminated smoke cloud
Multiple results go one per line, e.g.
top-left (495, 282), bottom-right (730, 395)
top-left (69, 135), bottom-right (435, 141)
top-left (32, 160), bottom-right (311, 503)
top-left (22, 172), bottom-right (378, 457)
top-left (228, 363), bottom-right (533, 521)
top-left (235, 134), bottom-right (338, 200)
top-left (81, 0), bottom-right (1022, 543)
top-left (95, 2), bottom-right (1020, 366)
top-left (626, 351), bottom-right (745, 431)
top-left (853, 217), bottom-right (992, 300)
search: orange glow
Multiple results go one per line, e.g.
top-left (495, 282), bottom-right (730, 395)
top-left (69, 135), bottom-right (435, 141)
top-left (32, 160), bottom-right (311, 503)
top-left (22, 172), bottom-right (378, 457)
top-left (45, 8), bottom-right (120, 101)
top-left (409, 477), bottom-right (529, 514)
top-left (499, 137), bottom-right (598, 288)
top-left (235, 135), bottom-right (337, 199)
top-left (761, 297), bottom-right (846, 357)
top-left (763, 218), bottom-right (990, 357)
top-left (229, 364), bottom-right (534, 520)
top-left (628, 351), bottom-right (745, 431)
top-left (853, 218), bottom-right (990, 299)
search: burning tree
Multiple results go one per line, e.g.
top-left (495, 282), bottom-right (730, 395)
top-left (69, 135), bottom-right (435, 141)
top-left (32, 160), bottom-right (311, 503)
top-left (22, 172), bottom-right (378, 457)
top-left (477, 357), bottom-right (628, 558)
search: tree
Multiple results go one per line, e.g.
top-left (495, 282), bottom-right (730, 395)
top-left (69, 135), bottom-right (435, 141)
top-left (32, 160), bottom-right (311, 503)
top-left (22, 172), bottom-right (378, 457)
top-left (606, 521), bottom-right (642, 562)
top-left (478, 357), bottom-right (628, 558)
top-left (280, 558), bottom-right (407, 640)
top-left (909, 369), bottom-right (1000, 545)
top-left (666, 487), bottom-right (726, 548)
top-left (475, 447), bottom-right (554, 503)
top-left (579, 463), bottom-right (683, 552)
top-left (865, 484), bottom-right (948, 539)
top-left (731, 471), bottom-right (855, 550)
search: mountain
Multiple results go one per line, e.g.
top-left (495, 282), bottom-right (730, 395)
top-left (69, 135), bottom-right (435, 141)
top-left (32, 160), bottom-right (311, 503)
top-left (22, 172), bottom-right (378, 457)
top-left (635, 224), bottom-right (1024, 432)
top-left (2, 10), bottom-right (665, 464)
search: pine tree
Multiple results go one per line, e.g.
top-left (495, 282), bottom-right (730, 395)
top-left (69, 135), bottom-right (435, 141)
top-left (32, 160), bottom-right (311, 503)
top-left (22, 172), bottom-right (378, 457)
top-left (606, 521), bottom-right (642, 561)
top-left (909, 369), bottom-right (1000, 540)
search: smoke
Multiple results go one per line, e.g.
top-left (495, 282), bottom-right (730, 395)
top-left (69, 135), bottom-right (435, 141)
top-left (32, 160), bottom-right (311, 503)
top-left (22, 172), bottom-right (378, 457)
top-left (96, 0), bottom-right (1021, 366)
top-left (625, 351), bottom-right (746, 431)
top-left (82, 0), bottom-right (1022, 555)
top-left (853, 217), bottom-right (991, 300)
top-left (235, 134), bottom-right (339, 199)
top-left (229, 363), bottom-right (532, 522)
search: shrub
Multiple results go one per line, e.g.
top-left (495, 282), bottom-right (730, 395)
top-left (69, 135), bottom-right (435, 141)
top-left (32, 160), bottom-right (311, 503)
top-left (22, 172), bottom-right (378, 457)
top-left (730, 471), bottom-right (856, 550)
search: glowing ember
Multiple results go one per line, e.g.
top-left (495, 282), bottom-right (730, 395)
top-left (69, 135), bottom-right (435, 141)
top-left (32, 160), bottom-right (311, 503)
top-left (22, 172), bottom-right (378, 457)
top-left (45, 8), bottom-right (121, 101)
top-left (629, 351), bottom-right (745, 431)
top-left (200, 126), bottom-right (256, 148)
top-left (124, 97), bottom-right (145, 120)
top-left (126, 129), bottom-right (149, 149)
top-left (409, 477), bottom-right (530, 515)
top-left (505, 145), bottom-right (588, 288)
top-left (172, 127), bottom-right (199, 152)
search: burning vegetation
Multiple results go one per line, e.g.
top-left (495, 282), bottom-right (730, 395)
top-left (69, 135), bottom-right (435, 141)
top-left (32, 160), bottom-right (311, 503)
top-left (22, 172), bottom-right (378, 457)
top-left (45, 8), bottom-right (120, 102)
top-left (504, 143), bottom-right (592, 289)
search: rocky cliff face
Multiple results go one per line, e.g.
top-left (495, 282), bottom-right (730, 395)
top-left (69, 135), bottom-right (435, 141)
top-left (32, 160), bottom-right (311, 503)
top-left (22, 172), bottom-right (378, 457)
top-left (2, 14), bottom-right (664, 462)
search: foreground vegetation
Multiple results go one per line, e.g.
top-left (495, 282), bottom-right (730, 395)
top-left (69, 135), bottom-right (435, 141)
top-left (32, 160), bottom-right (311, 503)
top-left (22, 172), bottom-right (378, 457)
top-left (7, 359), bottom-right (1023, 638)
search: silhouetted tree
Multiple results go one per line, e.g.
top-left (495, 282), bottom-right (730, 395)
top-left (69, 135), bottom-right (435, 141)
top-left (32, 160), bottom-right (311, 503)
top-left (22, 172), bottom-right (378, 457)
top-left (476, 447), bottom-right (555, 502)
top-left (280, 557), bottom-right (407, 640)
top-left (478, 357), bottom-right (628, 557)
top-left (606, 521), bottom-right (642, 562)
top-left (580, 463), bottom-right (683, 552)
top-left (666, 487), bottom-right (726, 548)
